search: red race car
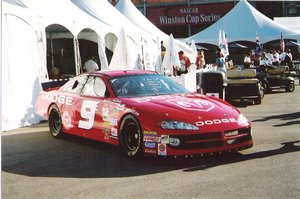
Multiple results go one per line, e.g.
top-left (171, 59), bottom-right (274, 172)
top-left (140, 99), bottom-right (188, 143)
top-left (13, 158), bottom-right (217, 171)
top-left (36, 70), bottom-right (253, 157)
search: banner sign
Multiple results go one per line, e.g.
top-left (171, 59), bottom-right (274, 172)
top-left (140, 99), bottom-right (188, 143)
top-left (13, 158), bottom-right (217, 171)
top-left (147, 3), bottom-right (233, 27)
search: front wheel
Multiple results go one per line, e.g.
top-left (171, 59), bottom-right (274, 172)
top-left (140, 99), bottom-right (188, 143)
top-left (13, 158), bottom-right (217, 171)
top-left (119, 115), bottom-right (143, 157)
top-left (48, 104), bottom-right (64, 138)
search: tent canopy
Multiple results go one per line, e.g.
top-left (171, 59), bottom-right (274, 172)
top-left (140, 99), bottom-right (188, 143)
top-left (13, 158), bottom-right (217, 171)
top-left (116, 0), bottom-right (197, 63)
top-left (185, 0), bottom-right (300, 45)
top-left (274, 17), bottom-right (300, 34)
top-left (115, 0), bottom-right (167, 40)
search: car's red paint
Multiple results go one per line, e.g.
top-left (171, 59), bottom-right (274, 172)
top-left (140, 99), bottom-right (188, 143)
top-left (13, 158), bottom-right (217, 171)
top-left (36, 70), bottom-right (252, 157)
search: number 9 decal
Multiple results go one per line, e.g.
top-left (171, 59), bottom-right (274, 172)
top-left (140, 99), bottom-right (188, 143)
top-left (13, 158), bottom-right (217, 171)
top-left (78, 100), bottom-right (99, 130)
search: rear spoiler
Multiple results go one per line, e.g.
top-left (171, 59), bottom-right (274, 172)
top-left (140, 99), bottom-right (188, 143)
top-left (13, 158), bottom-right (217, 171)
top-left (41, 79), bottom-right (68, 91)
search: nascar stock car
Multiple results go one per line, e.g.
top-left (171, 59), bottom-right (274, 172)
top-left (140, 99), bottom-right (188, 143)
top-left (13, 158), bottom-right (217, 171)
top-left (35, 70), bottom-right (253, 157)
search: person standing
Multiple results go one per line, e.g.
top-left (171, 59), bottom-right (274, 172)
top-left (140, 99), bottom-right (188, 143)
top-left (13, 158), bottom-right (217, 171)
top-left (272, 49), bottom-right (280, 66)
top-left (177, 50), bottom-right (191, 76)
top-left (195, 50), bottom-right (206, 69)
top-left (215, 51), bottom-right (227, 72)
top-left (83, 56), bottom-right (99, 73)
top-left (285, 48), bottom-right (293, 70)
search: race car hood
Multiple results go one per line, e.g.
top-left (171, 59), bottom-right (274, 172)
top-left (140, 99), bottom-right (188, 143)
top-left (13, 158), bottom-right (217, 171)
top-left (120, 93), bottom-right (249, 131)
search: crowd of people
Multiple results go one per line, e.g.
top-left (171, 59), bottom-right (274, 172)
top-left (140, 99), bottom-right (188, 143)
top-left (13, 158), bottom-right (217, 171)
top-left (243, 48), bottom-right (293, 70)
top-left (173, 47), bottom-right (228, 76)
top-left (172, 46), bottom-right (295, 76)
top-left (82, 45), bottom-right (295, 77)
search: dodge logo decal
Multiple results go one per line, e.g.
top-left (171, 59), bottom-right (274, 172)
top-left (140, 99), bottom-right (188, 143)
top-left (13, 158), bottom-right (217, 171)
top-left (167, 99), bottom-right (215, 112)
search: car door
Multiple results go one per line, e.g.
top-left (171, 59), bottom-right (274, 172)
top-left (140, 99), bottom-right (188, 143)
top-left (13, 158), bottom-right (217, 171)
top-left (58, 75), bottom-right (88, 137)
top-left (77, 76), bottom-right (109, 142)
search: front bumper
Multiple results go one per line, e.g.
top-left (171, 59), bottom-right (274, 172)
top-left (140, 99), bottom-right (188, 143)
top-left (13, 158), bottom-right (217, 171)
top-left (143, 127), bottom-right (253, 156)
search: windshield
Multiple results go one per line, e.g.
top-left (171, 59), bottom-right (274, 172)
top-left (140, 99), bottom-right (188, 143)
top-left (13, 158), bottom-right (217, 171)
top-left (109, 74), bottom-right (189, 98)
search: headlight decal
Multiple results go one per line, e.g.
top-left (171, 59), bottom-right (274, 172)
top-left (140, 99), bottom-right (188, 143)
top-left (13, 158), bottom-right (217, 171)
top-left (159, 121), bottom-right (199, 130)
top-left (237, 114), bottom-right (249, 126)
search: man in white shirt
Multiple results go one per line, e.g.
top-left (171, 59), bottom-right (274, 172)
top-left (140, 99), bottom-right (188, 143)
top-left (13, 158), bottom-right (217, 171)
top-left (243, 51), bottom-right (252, 68)
top-left (272, 49), bottom-right (280, 66)
top-left (279, 50), bottom-right (286, 65)
top-left (83, 56), bottom-right (99, 73)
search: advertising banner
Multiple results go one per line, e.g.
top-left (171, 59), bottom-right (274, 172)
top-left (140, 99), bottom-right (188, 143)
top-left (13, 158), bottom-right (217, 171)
top-left (147, 3), bottom-right (233, 27)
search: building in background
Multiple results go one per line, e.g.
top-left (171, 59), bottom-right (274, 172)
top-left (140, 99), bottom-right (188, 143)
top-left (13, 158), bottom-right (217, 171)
top-left (109, 0), bottom-right (300, 38)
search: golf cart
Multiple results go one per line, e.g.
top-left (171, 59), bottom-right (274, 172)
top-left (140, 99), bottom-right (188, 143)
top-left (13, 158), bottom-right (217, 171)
top-left (225, 69), bottom-right (264, 104)
top-left (258, 65), bottom-right (295, 93)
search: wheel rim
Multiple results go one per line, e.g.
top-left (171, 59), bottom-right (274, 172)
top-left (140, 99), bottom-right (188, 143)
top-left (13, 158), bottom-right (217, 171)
top-left (50, 110), bottom-right (61, 136)
top-left (124, 122), bottom-right (140, 151)
top-left (289, 84), bottom-right (294, 91)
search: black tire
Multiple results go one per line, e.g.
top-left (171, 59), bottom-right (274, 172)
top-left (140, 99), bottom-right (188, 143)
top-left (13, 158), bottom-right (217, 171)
top-left (254, 84), bottom-right (264, 104)
top-left (119, 114), bottom-right (143, 157)
top-left (254, 95), bottom-right (262, 105)
top-left (285, 83), bottom-right (295, 92)
top-left (48, 104), bottom-right (64, 138)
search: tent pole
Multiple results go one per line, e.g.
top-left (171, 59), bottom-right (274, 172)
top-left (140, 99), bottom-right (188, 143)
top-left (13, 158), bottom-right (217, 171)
top-left (50, 35), bottom-right (54, 69)
top-left (187, 0), bottom-right (191, 37)
top-left (73, 37), bottom-right (80, 75)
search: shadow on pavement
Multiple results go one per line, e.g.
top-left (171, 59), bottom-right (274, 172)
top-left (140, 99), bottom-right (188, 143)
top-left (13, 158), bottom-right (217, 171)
top-left (252, 111), bottom-right (300, 127)
top-left (2, 131), bottom-right (299, 178)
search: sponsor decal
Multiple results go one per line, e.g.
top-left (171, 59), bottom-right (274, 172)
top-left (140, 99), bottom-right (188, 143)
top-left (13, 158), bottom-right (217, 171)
top-left (161, 135), bottom-right (170, 144)
top-left (227, 139), bottom-right (236, 144)
top-left (134, 95), bottom-right (173, 103)
top-left (134, 95), bottom-right (215, 112)
top-left (128, 108), bottom-right (140, 116)
top-left (42, 93), bottom-right (73, 105)
top-left (145, 148), bottom-right (157, 154)
top-left (167, 98), bottom-right (215, 112)
top-left (100, 101), bottom-right (126, 126)
top-left (144, 142), bottom-right (157, 149)
top-left (62, 111), bottom-right (73, 130)
top-left (144, 130), bottom-right (158, 136)
top-left (103, 122), bottom-right (111, 128)
top-left (158, 143), bottom-right (167, 156)
top-left (195, 118), bottom-right (237, 127)
top-left (144, 136), bottom-right (161, 143)
top-left (110, 128), bottom-right (118, 137)
top-left (102, 107), bottom-right (110, 121)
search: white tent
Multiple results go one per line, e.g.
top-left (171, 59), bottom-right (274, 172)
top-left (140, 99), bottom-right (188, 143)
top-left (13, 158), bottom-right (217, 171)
top-left (185, 0), bottom-right (300, 45)
top-left (72, 0), bottom-right (159, 71)
top-left (274, 17), bottom-right (300, 34)
top-left (115, 0), bottom-right (167, 40)
top-left (161, 34), bottom-right (181, 74)
top-left (2, 2), bottom-right (46, 131)
top-left (109, 28), bottom-right (137, 70)
top-left (23, 0), bottom-right (116, 72)
top-left (115, 0), bottom-right (197, 64)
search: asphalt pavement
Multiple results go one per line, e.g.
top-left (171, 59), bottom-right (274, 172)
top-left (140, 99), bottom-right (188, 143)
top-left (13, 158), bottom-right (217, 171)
top-left (2, 79), bottom-right (300, 199)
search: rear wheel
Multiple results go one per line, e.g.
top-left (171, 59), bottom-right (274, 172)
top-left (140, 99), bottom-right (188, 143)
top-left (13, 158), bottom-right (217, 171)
top-left (48, 104), bottom-right (64, 138)
top-left (285, 82), bottom-right (295, 92)
top-left (119, 115), bottom-right (143, 157)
